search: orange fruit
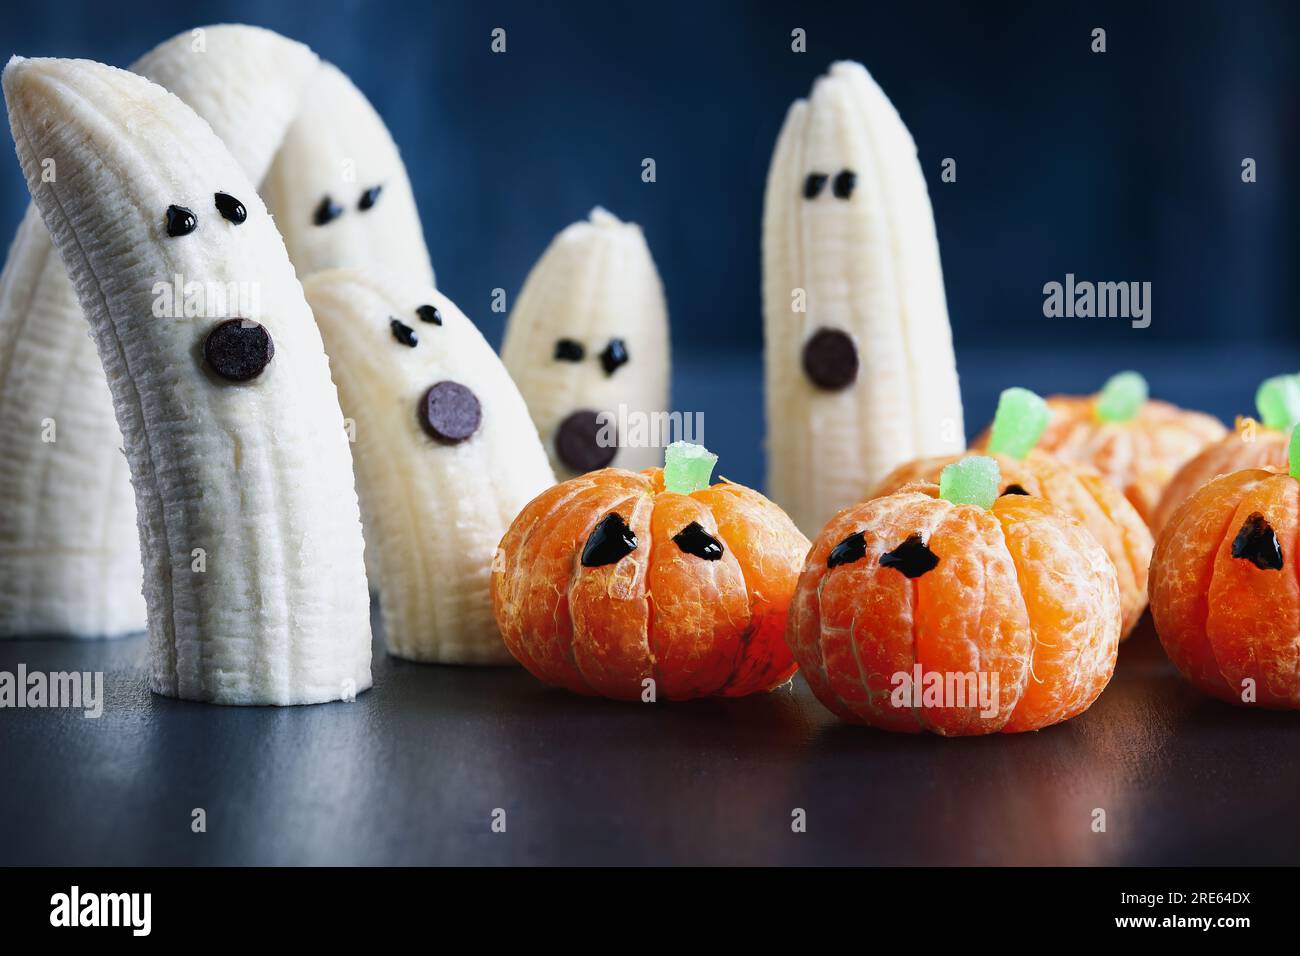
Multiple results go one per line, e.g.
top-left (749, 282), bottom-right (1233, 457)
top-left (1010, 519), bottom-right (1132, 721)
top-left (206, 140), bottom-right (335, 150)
top-left (491, 466), bottom-right (809, 700)
top-left (1150, 465), bottom-right (1300, 708)
top-left (787, 479), bottom-right (1120, 734)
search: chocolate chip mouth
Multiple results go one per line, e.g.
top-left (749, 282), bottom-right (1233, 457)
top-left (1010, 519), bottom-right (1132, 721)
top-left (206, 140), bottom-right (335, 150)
top-left (555, 409), bottom-right (617, 472)
top-left (802, 327), bottom-right (858, 391)
top-left (418, 381), bottom-right (481, 444)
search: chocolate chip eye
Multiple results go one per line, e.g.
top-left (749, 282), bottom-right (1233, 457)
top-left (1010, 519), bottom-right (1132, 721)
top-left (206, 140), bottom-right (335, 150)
top-left (600, 338), bottom-right (629, 376)
top-left (165, 205), bottom-right (197, 237)
top-left (827, 531), bottom-right (867, 569)
top-left (803, 173), bottom-right (828, 199)
top-left (1231, 512), bottom-right (1283, 570)
top-left (313, 195), bottom-right (343, 226)
top-left (554, 338), bottom-right (585, 362)
top-left (880, 533), bottom-right (939, 579)
top-left (832, 169), bottom-right (856, 199)
top-left (418, 381), bottom-right (481, 444)
top-left (390, 318), bottom-right (418, 347)
top-left (672, 521), bottom-right (723, 561)
top-left (203, 318), bottom-right (274, 382)
top-left (581, 512), bottom-right (638, 567)
top-left (214, 192), bottom-right (246, 224)
top-left (1001, 484), bottom-right (1030, 496)
top-left (358, 185), bottom-right (383, 211)
top-left (416, 304), bottom-right (442, 325)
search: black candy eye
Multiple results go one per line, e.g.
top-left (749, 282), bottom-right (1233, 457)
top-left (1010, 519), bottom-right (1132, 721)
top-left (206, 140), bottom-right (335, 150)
top-left (1231, 512), bottom-right (1283, 570)
top-left (581, 513), bottom-right (638, 567)
top-left (203, 318), bottom-right (274, 382)
top-left (599, 338), bottom-right (629, 376)
top-left (1001, 484), bottom-right (1030, 497)
top-left (832, 169), bottom-right (856, 199)
top-left (416, 304), bottom-right (441, 325)
top-left (358, 185), bottom-right (382, 211)
top-left (214, 192), bottom-right (246, 224)
top-left (313, 195), bottom-right (343, 226)
top-left (165, 205), bottom-right (197, 237)
top-left (390, 318), bottom-right (418, 347)
top-left (827, 531), bottom-right (867, 569)
top-left (672, 521), bottom-right (723, 561)
top-left (880, 533), bottom-right (939, 579)
top-left (554, 338), bottom-right (585, 362)
top-left (803, 173), bottom-right (827, 199)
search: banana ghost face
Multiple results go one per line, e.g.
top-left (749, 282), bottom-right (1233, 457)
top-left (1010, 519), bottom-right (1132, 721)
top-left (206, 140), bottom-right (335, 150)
top-left (304, 269), bottom-right (555, 664)
top-left (501, 207), bottom-right (671, 477)
top-left (763, 61), bottom-right (965, 536)
top-left (262, 61), bottom-right (435, 288)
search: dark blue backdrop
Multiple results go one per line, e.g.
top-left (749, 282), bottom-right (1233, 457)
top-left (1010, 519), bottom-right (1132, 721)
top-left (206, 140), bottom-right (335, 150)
top-left (2, 1), bottom-right (1297, 487)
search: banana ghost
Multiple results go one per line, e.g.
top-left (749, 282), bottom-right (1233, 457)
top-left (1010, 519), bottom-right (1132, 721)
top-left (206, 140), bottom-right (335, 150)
top-left (762, 61), bottom-right (964, 536)
top-left (501, 207), bottom-right (670, 477)
top-left (5, 56), bottom-right (371, 704)
top-left (305, 270), bottom-right (554, 664)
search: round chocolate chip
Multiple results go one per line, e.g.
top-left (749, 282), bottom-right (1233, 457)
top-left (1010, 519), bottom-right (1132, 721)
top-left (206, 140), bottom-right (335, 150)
top-left (418, 381), bottom-right (481, 444)
top-left (801, 327), bottom-right (858, 391)
top-left (214, 192), bottom-right (246, 224)
top-left (203, 319), bottom-right (274, 382)
top-left (358, 185), bottom-right (382, 211)
top-left (555, 409), bottom-right (617, 472)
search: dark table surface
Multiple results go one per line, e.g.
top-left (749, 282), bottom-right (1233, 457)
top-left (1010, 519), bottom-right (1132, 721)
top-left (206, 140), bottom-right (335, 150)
top-left (2, 345), bottom-right (1299, 866)
top-left (2, 613), bottom-right (1297, 866)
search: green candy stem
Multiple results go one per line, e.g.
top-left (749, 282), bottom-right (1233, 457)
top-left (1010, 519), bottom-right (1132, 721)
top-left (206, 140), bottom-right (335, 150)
top-left (1255, 374), bottom-right (1300, 431)
top-left (663, 441), bottom-right (717, 494)
top-left (1290, 425), bottom-right (1300, 480)
top-left (986, 387), bottom-right (1049, 460)
top-left (1095, 371), bottom-right (1148, 423)
top-left (939, 456), bottom-right (999, 510)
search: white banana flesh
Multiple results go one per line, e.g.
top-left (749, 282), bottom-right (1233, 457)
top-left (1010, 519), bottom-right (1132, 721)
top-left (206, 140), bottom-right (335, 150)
top-left (500, 207), bottom-right (670, 477)
top-left (4, 56), bottom-right (371, 704)
top-left (762, 61), bottom-right (964, 536)
top-left (262, 61), bottom-right (435, 289)
top-left (303, 269), bottom-right (554, 663)
top-left (0, 25), bottom-right (318, 639)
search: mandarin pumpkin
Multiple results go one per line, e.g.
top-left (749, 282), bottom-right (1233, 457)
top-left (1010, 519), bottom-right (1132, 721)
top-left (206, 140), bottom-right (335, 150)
top-left (1149, 425), bottom-right (1300, 708)
top-left (788, 458), bottom-right (1120, 734)
top-left (490, 443), bottom-right (810, 700)
top-left (984, 372), bottom-right (1226, 525)
top-left (875, 388), bottom-right (1153, 638)
top-left (1150, 374), bottom-right (1300, 536)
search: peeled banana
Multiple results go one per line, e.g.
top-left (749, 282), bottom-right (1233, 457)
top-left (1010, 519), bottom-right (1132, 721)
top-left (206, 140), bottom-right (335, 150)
top-left (762, 61), bottom-right (964, 536)
top-left (4, 55), bottom-right (371, 704)
top-left (262, 61), bottom-right (435, 288)
top-left (0, 25), bottom-right (318, 639)
top-left (501, 207), bottom-right (670, 478)
top-left (303, 269), bottom-right (554, 663)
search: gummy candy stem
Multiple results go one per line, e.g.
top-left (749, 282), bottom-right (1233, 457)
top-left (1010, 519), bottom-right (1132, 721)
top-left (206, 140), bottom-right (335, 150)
top-left (1291, 425), bottom-right (1300, 479)
top-left (987, 387), bottom-right (1049, 460)
top-left (1095, 371), bottom-right (1147, 424)
top-left (663, 442), bottom-right (717, 495)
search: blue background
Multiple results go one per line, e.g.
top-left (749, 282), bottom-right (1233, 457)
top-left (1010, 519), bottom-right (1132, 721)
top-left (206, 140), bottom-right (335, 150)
top-left (2, 0), bottom-right (1297, 486)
